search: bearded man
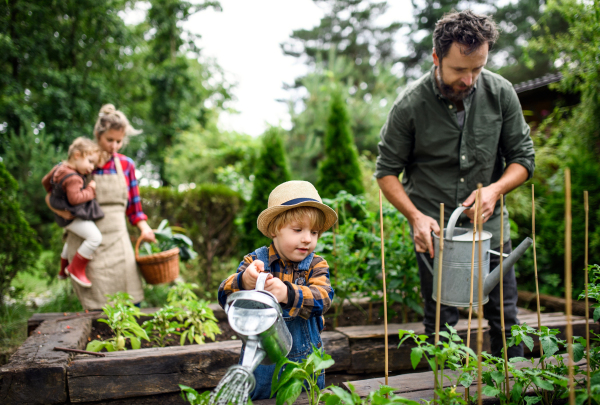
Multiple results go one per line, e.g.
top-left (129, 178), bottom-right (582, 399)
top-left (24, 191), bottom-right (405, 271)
top-left (376, 10), bottom-right (535, 358)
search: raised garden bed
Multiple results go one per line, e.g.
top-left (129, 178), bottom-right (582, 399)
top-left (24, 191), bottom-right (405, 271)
top-left (2, 297), bottom-right (596, 404)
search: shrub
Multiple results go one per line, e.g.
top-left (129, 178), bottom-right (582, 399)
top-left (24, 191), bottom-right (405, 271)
top-left (139, 184), bottom-right (244, 289)
top-left (240, 126), bottom-right (291, 253)
top-left (0, 161), bottom-right (40, 307)
top-left (316, 90), bottom-right (364, 198)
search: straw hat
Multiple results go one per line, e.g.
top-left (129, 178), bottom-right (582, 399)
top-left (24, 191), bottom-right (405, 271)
top-left (257, 181), bottom-right (338, 237)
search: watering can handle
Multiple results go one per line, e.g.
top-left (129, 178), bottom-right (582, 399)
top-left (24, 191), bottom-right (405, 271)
top-left (255, 271), bottom-right (269, 291)
top-left (418, 253), bottom-right (435, 275)
top-left (445, 206), bottom-right (470, 241)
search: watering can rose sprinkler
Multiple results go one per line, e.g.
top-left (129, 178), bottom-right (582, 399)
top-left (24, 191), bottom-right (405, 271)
top-left (420, 206), bottom-right (532, 307)
top-left (209, 272), bottom-right (292, 405)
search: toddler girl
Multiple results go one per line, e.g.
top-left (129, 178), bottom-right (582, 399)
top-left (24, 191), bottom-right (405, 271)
top-left (42, 137), bottom-right (105, 288)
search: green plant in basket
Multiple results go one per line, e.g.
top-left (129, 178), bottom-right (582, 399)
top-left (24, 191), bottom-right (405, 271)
top-left (139, 219), bottom-right (198, 261)
top-left (142, 304), bottom-right (186, 347)
top-left (86, 292), bottom-right (149, 352)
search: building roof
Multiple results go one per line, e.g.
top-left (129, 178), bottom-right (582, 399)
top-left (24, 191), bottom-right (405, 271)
top-left (513, 72), bottom-right (563, 93)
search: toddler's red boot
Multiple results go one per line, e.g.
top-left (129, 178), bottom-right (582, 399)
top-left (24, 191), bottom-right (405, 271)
top-left (67, 253), bottom-right (92, 288)
top-left (58, 257), bottom-right (69, 279)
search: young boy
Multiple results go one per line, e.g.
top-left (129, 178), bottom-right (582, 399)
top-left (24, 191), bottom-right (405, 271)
top-left (218, 180), bottom-right (337, 400)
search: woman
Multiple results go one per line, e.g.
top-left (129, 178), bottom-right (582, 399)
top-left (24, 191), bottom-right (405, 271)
top-left (47, 104), bottom-right (156, 309)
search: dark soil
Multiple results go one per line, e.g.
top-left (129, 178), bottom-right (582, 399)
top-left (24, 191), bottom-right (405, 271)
top-left (90, 317), bottom-right (239, 350)
top-left (88, 301), bottom-right (421, 351)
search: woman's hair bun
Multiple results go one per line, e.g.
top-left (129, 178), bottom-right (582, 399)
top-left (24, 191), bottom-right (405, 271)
top-left (99, 104), bottom-right (116, 116)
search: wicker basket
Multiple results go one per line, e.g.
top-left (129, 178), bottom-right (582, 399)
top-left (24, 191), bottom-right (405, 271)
top-left (135, 231), bottom-right (180, 285)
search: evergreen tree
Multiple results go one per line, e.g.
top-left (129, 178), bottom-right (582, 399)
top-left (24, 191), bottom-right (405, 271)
top-left (316, 90), bottom-right (364, 198)
top-left (0, 161), bottom-right (40, 308)
top-left (400, 0), bottom-right (567, 83)
top-left (240, 127), bottom-right (291, 253)
top-left (281, 0), bottom-right (401, 91)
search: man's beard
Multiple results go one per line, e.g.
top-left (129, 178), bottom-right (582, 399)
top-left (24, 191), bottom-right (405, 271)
top-left (436, 65), bottom-right (475, 102)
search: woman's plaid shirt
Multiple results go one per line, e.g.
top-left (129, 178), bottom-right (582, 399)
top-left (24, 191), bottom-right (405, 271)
top-left (218, 244), bottom-right (333, 320)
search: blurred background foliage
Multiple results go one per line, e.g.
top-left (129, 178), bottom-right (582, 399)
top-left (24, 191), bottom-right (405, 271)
top-left (1, 0), bottom-right (599, 362)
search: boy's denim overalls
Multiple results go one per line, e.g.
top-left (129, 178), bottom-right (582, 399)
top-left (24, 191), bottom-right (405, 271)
top-left (241, 246), bottom-right (325, 400)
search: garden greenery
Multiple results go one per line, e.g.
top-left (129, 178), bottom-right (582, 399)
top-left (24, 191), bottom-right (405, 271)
top-left (318, 191), bottom-right (422, 323)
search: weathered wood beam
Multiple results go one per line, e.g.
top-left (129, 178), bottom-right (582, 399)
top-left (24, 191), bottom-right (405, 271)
top-left (0, 317), bottom-right (91, 404)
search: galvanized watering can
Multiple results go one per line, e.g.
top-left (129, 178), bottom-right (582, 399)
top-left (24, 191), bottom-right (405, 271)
top-left (420, 206), bottom-right (533, 307)
top-left (219, 272), bottom-right (293, 395)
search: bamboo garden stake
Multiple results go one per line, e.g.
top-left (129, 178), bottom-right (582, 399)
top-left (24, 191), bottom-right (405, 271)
top-left (434, 203), bottom-right (445, 398)
top-left (499, 195), bottom-right (510, 399)
top-left (379, 190), bottom-right (389, 387)
top-left (464, 190), bottom-right (479, 402)
top-left (477, 183), bottom-right (483, 405)
top-left (585, 190), bottom-right (591, 403)
top-left (565, 168), bottom-right (575, 405)
top-left (532, 185), bottom-right (546, 369)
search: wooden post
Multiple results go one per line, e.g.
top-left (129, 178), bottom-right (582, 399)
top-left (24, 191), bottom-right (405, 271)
top-left (499, 195), bottom-right (510, 398)
top-left (465, 190), bottom-right (478, 402)
top-left (565, 168), bottom-right (575, 405)
top-left (434, 203), bottom-right (445, 398)
top-left (477, 183), bottom-right (483, 405)
top-left (332, 216), bottom-right (338, 329)
top-left (584, 190), bottom-right (591, 403)
top-left (532, 185), bottom-right (546, 367)
top-left (379, 190), bottom-right (389, 387)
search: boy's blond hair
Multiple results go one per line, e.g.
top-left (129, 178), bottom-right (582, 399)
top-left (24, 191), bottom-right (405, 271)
top-left (266, 206), bottom-right (326, 238)
top-left (68, 137), bottom-right (101, 160)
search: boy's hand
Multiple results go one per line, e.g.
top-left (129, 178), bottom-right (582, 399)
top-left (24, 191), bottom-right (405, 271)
top-left (241, 260), bottom-right (270, 290)
top-left (88, 180), bottom-right (97, 190)
top-left (265, 277), bottom-right (288, 304)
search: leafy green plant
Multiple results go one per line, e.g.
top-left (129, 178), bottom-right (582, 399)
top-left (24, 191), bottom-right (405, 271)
top-left (167, 281), bottom-right (222, 345)
top-left (580, 264), bottom-right (600, 322)
top-left (176, 300), bottom-right (221, 345)
top-left (139, 219), bottom-right (198, 262)
top-left (142, 305), bottom-right (185, 347)
top-left (398, 325), bottom-right (476, 404)
top-left (271, 345), bottom-right (334, 405)
top-left (318, 191), bottom-right (422, 324)
top-left (179, 385), bottom-right (211, 405)
top-left (86, 292), bottom-right (149, 352)
top-left (324, 383), bottom-right (420, 405)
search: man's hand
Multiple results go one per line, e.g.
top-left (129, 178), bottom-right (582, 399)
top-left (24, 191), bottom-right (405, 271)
top-left (241, 260), bottom-right (270, 290)
top-left (265, 277), bottom-right (288, 304)
top-left (462, 185), bottom-right (500, 224)
top-left (412, 213), bottom-right (441, 259)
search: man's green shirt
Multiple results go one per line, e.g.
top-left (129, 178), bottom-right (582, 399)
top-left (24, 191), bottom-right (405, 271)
top-left (375, 67), bottom-right (535, 248)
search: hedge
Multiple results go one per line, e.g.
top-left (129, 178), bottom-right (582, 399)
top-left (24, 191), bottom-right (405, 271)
top-left (139, 184), bottom-right (244, 286)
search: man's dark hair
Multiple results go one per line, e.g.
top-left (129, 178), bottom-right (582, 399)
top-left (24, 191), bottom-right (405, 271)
top-left (433, 10), bottom-right (499, 61)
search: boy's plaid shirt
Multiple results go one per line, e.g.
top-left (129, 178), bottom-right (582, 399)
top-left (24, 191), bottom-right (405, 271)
top-left (218, 244), bottom-right (333, 320)
top-left (92, 153), bottom-right (148, 226)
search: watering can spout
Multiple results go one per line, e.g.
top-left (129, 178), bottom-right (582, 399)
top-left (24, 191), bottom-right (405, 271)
top-left (483, 237), bottom-right (533, 296)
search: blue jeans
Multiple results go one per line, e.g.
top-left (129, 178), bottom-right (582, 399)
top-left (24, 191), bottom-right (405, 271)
top-left (242, 315), bottom-right (325, 400)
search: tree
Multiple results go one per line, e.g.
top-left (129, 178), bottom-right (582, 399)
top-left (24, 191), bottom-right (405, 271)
top-left (399, 0), bottom-right (568, 83)
top-left (281, 0), bottom-right (401, 91)
top-left (240, 127), bottom-right (291, 253)
top-left (143, 0), bottom-right (231, 184)
top-left (507, 0), bottom-right (600, 296)
top-left (0, 0), bottom-right (140, 151)
top-left (316, 90), bottom-right (364, 198)
top-left (0, 161), bottom-right (40, 307)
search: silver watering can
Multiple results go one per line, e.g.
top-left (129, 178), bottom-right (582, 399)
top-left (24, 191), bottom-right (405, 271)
top-left (210, 272), bottom-right (292, 405)
top-left (420, 206), bottom-right (532, 307)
